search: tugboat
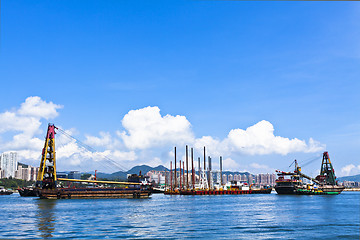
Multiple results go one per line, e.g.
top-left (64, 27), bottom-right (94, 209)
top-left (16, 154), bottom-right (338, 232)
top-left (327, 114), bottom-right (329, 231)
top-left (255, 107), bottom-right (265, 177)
top-left (275, 152), bottom-right (344, 195)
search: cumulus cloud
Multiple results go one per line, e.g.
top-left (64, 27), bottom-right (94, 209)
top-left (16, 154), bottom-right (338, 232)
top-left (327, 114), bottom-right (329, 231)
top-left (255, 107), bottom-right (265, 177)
top-left (222, 157), bottom-right (240, 170)
top-left (226, 120), bottom-right (324, 155)
top-left (340, 164), bottom-right (360, 176)
top-left (249, 163), bottom-right (274, 173)
top-left (0, 99), bottom-right (327, 173)
top-left (121, 106), bottom-right (194, 149)
top-left (84, 131), bottom-right (123, 150)
top-left (85, 132), bottom-right (112, 147)
top-left (0, 97), bottom-right (63, 162)
top-left (18, 96), bottom-right (63, 119)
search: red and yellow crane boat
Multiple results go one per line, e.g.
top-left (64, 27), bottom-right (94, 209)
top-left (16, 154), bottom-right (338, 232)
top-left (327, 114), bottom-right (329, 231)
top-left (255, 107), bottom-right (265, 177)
top-left (35, 124), bottom-right (152, 199)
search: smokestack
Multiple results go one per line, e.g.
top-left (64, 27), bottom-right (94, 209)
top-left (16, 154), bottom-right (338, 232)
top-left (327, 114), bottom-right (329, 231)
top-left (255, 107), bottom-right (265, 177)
top-left (180, 160), bottom-right (182, 189)
top-left (165, 169), bottom-right (167, 190)
top-left (208, 156), bottom-right (211, 187)
top-left (183, 161), bottom-right (185, 190)
top-left (220, 156), bottom-right (223, 186)
top-left (174, 147), bottom-right (177, 189)
top-left (186, 145), bottom-right (189, 189)
top-left (191, 148), bottom-right (195, 189)
top-left (170, 161), bottom-right (173, 191)
top-left (208, 156), bottom-right (212, 171)
top-left (198, 156), bottom-right (201, 183)
top-left (203, 146), bottom-right (206, 173)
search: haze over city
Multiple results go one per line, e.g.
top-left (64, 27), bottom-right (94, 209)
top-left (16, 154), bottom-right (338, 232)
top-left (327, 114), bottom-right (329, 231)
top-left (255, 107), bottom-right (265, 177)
top-left (0, 1), bottom-right (359, 176)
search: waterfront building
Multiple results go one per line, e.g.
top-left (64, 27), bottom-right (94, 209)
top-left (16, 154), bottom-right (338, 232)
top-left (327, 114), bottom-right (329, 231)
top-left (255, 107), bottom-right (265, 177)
top-left (343, 181), bottom-right (360, 188)
top-left (240, 174), bottom-right (247, 182)
top-left (270, 173), bottom-right (276, 186)
top-left (68, 171), bottom-right (81, 179)
top-left (15, 164), bottom-right (39, 181)
top-left (222, 174), bottom-right (227, 184)
top-left (248, 174), bottom-right (254, 184)
top-left (146, 170), bottom-right (166, 185)
top-left (233, 174), bottom-right (240, 181)
top-left (0, 152), bottom-right (18, 178)
top-left (57, 172), bottom-right (68, 178)
top-left (215, 171), bottom-right (221, 184)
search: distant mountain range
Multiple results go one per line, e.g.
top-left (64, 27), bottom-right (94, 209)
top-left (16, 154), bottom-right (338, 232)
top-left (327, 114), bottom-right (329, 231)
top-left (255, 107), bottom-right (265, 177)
top-left (96, 165), bottom-right (169, 180)
top-left (337, 174), bottom-right (360, 182)
top-left (95, 165), bottom-right (252, 180)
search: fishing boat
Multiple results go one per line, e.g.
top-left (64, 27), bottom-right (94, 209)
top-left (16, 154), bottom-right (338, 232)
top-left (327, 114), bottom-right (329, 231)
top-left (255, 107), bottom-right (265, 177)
top-left (0, 186), bottom-right (13, 195)
top-left (35, 124), bottom-right (152, 199)
top-left (275, 152), bottom-right (344, 195)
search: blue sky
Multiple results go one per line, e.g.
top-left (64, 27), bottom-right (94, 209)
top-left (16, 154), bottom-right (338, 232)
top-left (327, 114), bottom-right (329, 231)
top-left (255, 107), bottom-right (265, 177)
top-left (0, 1), bottom-right (359, 176)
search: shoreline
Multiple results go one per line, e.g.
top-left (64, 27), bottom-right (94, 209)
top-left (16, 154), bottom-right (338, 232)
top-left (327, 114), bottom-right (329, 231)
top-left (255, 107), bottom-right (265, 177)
top-left (343, 188), bottom-right (360, 191)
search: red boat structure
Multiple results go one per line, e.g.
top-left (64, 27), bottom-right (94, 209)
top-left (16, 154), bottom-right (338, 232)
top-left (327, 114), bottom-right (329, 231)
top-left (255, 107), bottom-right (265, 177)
top-left (164, 146), bottom-right (272, 196)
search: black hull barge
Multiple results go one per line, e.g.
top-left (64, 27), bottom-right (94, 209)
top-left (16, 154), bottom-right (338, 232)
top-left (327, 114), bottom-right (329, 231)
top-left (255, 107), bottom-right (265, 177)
top-left (35, 124), bottom-right (152, 200)
top-left (18, 187), bottom-right (39, 197)
top-left (39, 187), bottom-right (151, 199)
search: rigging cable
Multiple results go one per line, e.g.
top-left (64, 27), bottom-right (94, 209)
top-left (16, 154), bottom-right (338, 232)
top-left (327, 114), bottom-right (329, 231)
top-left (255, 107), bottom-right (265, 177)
top-left (56, 127), bottom-right (128, 173)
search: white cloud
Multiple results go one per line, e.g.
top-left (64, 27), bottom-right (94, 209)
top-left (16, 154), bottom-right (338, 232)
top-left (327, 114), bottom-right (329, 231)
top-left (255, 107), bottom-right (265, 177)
top-left (194, 136), bottom-right (226, 157)
top-left (121, 106), bottom-right (194, 149)
top-left (0, 100), bottom-right (328, 173)
top-left (18, 96), bottom-right (63, 119)
top-left (340, 164), bottom-right (360, 176)
top-left (0, 97), bottom-right (63, 162)
top-left (112, 150), bottom-right (137, 161)
top-left (249, 163), bottom-right (274, 173)
top-left (226, 120), bottom-right (325, 155)
top-left (85, 132), bottom-right (113, 147)
top-left (223, 157), bottom-right (240, 170)
top-left (250, 163), bottom-right (270, 169)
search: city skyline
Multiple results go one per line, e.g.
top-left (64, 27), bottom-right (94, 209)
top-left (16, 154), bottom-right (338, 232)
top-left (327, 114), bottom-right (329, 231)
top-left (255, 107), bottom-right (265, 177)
top-left (0, 1), bottom-right (359, 176)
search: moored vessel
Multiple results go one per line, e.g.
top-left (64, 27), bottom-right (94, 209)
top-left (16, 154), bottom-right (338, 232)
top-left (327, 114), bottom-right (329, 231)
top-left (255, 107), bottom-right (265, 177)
top-left (0, 186), bottom-right (13, 195)
top-left (275, 152), bottom-right (344, 195)
top-left (18, 187), bottom-right (39, 197)
top-left (165, 146), bottom-right (272, 196)
top-left (36, 124), bottom-right (152, 199)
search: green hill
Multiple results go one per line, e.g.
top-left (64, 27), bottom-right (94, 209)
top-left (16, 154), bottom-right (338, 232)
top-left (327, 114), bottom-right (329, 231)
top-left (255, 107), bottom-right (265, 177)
top-left (338, 174), bottom-right (360, 182)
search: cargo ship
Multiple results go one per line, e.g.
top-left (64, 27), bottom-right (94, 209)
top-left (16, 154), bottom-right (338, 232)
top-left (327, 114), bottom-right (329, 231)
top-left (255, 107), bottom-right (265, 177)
top-left (275, 152), bottom-right (344, 195)
top-left (35, 124), bottom-right (152, 199)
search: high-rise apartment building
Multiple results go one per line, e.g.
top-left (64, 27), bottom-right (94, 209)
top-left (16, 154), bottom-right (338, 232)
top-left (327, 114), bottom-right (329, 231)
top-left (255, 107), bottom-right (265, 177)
top-left (0, 152), bottom-right (18, 178)
top-left (15, 165), bottom-right (39, 181)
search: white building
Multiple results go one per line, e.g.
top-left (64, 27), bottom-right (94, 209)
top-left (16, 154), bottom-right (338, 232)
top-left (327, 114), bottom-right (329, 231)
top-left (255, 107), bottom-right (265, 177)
top-left (146, 170), bottom-right (166, 185)
top-left (0, 152), bottom-right (18, 178)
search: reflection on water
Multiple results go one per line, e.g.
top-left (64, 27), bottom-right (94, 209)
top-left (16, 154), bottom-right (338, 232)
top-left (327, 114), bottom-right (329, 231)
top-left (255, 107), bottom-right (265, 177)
top-left (36, 200), bottom-right (56, 239)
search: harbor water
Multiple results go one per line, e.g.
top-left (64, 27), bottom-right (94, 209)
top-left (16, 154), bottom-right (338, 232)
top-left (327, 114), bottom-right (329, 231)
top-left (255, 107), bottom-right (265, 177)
top-left (0, 192), bottom-right (359, 239)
